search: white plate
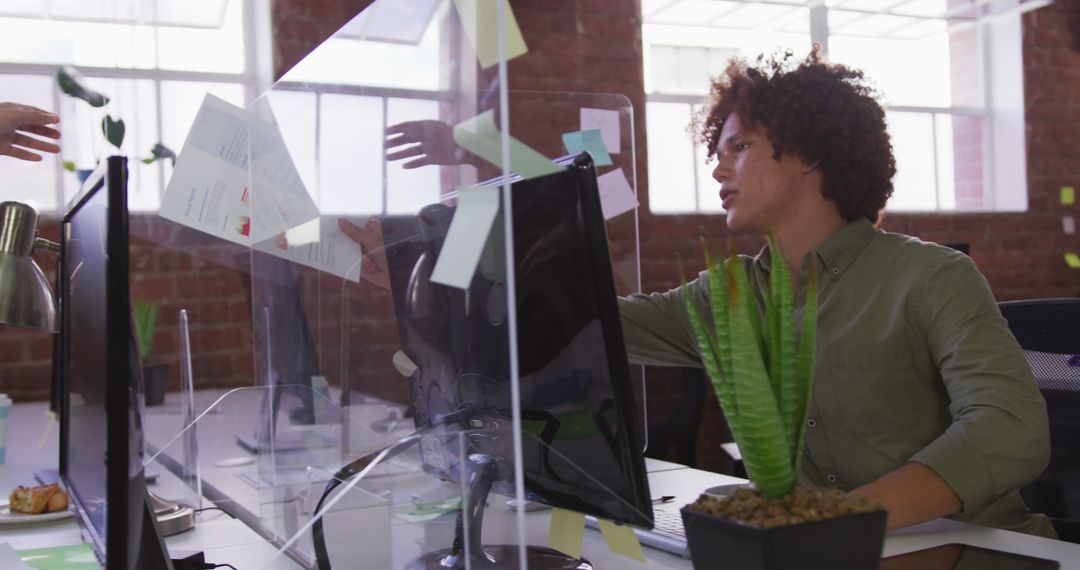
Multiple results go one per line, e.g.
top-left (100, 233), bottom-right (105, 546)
top-left (0, 506), bottom-right (74, 525)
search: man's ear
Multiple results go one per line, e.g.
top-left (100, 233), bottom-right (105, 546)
top-left (799, 158), bottom-right (819, 174)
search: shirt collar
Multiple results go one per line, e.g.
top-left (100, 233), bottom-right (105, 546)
top-left (753, 218), bottom-right (877, 281)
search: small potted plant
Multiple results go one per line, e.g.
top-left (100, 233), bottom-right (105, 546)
top-left (133, 299), bottom-right (169, 406)
top-left (56, 65), bottom-right (176, 178)
top-left (679, 237), bottom-right (887, 570)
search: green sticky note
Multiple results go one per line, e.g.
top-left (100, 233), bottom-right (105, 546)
top-left (549, 507), bottom-right (585, 559)
top-left (562, 129), bottom-right (613, 166)
top-left (1066, 252), bottom-right (1080, 269)
top-left (430, 186), bottom-right (501, 290)
top-left (453, 0), bottom-right (528, 69)
top-left (452, 110), bottom-right (563, 179)
top-left (598, 518), bottom-right (646, 562)
top-left (18, 544), bottom-right (98, 569)
top-left (1061, 187), bottom-right (1075, 205)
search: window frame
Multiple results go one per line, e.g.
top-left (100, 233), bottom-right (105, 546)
top-left (642, 0), bottom-right (1033, 215)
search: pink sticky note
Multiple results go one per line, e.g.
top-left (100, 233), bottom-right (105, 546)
top-left (596, 168), bottom-right (638, 220)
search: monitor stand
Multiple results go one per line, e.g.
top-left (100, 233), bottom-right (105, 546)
top-left (405, 454), bottom-right (592, 570)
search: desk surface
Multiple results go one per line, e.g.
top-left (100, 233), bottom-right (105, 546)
top-left (6, 396), bottom-right (1080, 569)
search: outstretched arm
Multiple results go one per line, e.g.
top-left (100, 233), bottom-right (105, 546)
top-left (0, 102), bottom-right (60, 161)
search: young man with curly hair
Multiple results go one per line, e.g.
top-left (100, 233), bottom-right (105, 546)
top-left (619, 46), bottom-right (1055, 537)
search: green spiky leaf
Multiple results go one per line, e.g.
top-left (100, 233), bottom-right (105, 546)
top-left (682, 238), bottom-right (818, 499)
top-left (132, 300), bottom-right (158, 364)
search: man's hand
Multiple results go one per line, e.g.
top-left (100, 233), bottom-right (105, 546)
top-left (385, 120), bottom-right (478, 169)
top-left (851, 462), bottom-right (962, 531)
top-left (339, 217), bottom-right (390, 290)
top-left (0, 102), bottom-right (60, 162)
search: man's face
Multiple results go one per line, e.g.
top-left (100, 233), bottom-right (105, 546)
top-left (711, 113), bottom-right (808, 235)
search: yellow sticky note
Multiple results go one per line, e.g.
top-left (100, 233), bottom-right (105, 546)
top-left (597, 519), bottom-right (646, 562)
top-left (453, 0), bottom-right (528, 69)
top-left (1065, 252), bottom-right (1080, 269)
top-left (452, 110), bottom-right (563, 179)
top-left (548, 508), bottom-right (585, 559)
top-left (1061, 187), bottom-right (1075, 205)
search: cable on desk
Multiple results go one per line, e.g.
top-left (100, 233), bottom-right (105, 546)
top-left (205, 564), bottom-right (238, 570)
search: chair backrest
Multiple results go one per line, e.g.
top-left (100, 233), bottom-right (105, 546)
top-left (999, 298), bottom-right (1080, 542)
top-left (645, 367), bottom-right (707, 468)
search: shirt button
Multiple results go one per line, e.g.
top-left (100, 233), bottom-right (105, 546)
top-left (831, 267), bottom-right (840, 275)
top-left (807, 418), bottom-right (817, 428)
top-left (826, 473), bottom-right (838, 483)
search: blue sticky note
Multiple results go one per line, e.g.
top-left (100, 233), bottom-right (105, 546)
top-left (562, 129), bottom-right (613, 166)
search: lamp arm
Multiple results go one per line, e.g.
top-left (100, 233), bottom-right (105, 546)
top-left (34, 237), bottom-right (60, 253)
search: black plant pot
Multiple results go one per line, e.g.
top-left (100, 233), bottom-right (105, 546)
top-left (143, 363), bottom-right (169, 407)
top-left (680, 505), bottom-right (887, 570)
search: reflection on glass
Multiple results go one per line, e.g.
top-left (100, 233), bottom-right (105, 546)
top-left (0, 74), bottom-right (57, 210)
top-left (386, 97), bottom-right (440, 215)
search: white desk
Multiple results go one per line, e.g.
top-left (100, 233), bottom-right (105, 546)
top-left (0, 400), bottom-right (300, 569)
top-left (7, 396), bottom-right (1080, 569)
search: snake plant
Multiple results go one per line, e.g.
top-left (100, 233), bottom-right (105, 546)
top-left (683, 236), bottom-right (818, 499)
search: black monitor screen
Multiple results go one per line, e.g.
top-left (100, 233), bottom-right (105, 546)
top-left (385, 153), bottom-right (652, 527)
top-left (59, 157), bottom-right (151, 569)
top-left (61, 164), bottom-right (112, 547)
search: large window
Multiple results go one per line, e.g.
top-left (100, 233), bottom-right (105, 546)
top-left (643, 0), bottom-right (1042, 214)
top-left (0, 0), bottom-right (252, 214)
top-left (0, 0), bottom-right (447, 216)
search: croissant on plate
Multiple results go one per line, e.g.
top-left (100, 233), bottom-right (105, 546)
top-left (9, 483), bottom-right (70, 514)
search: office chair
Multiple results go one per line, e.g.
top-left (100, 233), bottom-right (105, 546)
top-left (999, 298), bottom-right (1080, 543)
top-left (645, 367), bottom-right (707, 467)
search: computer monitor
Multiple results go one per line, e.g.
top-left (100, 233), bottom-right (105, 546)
top-left (58, 156), bottom-right (172, 570)
top-left (382, 152), bottom-right (652, 566)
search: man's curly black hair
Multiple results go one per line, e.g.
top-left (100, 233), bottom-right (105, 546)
top-left (697, 45), bottom-right (896, 225)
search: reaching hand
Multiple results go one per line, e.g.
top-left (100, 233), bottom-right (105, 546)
top-left (385, 120), bottom-right (478, 169)
top-left (339, 217), bottom-right (391, 290)
top-left (0, 102), bottom-right (60, 162)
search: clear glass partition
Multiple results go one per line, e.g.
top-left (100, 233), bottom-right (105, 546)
top-left (134, 0), bottom-right (647, 567)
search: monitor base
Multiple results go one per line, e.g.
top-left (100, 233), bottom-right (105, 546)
top-left (405, 545), bottom-right (592, 570)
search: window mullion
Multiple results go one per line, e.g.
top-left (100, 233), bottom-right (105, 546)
top-left (810, 3), bottom-right (829, 55)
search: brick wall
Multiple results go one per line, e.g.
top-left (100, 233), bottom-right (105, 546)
top-left (2, 0), bottom-right (1076, 473)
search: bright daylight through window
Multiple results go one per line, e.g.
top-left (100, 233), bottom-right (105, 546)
top-left (643, 0), bottom-right (1042, 215)
top-left (0, 0), bottom-right (445, 217)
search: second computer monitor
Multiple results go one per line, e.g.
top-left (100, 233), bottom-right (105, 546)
top-left (386, 153), bottom-right (652, 528)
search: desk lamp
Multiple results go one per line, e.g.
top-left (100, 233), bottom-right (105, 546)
top-left (0, 201), bottom-right (58, 331)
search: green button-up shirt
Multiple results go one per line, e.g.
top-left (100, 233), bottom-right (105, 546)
top-left (619, 219), bottom-right (1054, 537)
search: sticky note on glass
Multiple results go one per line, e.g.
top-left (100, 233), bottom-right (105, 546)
top-left (1064, 216), bottom-right (1076, 235)
top-left (548, 508), bottom-right (585, 559)
top-left (596, 168), bottom-right (638, 220)
top-left (562, 129), bottom-right (612, 166)
top-left (1066, 252), bottom-right (1080, 269)
top-left (580, 108), bottom-right (621, 154)
top-left (453, 0), bottom-right (528, 69)
top-left (452, 110), bottom-right (563, 179)
top-left (598, 519), bottom-right (645, 562)
top-left (1062, 187), bottom-right (1075, 206)
top-left (430, 186), bottom-right (500, 289)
